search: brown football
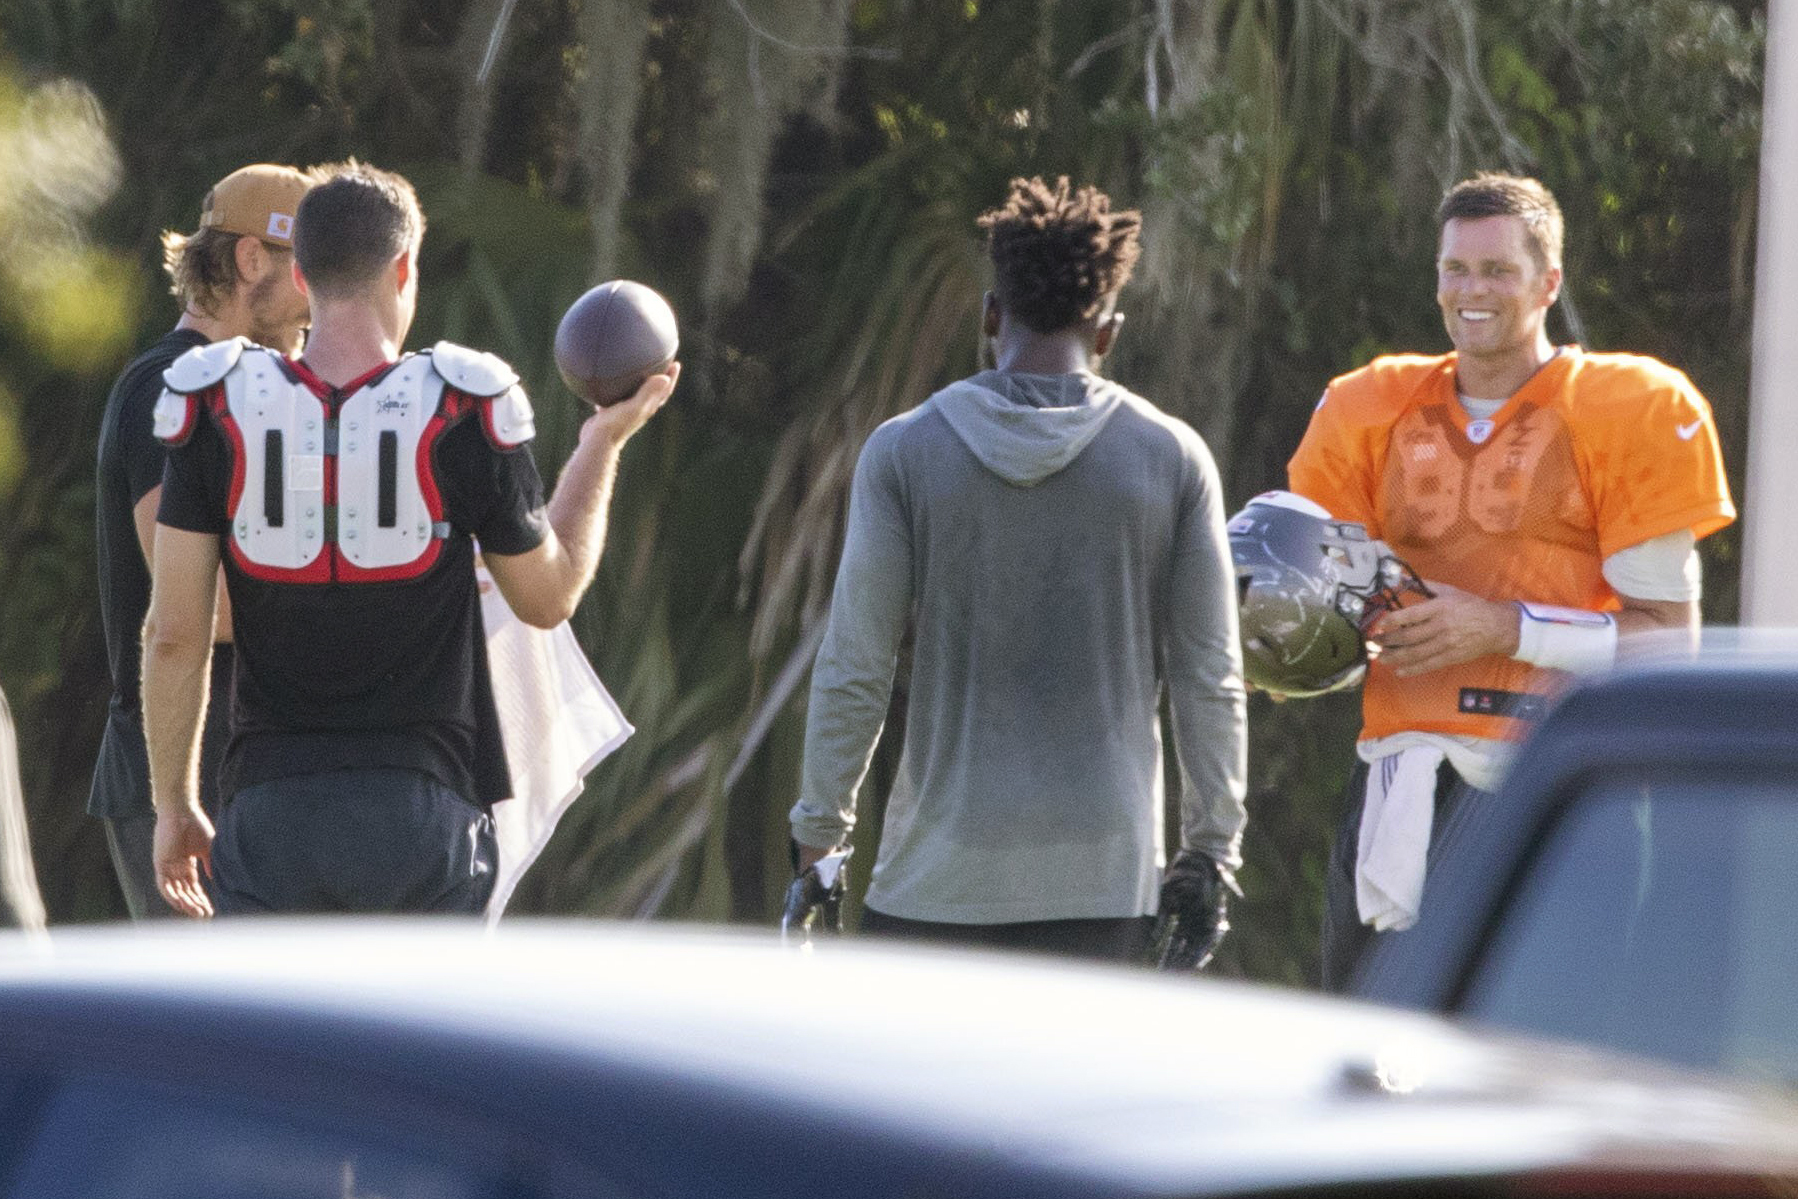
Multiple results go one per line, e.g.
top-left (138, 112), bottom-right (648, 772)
top-left (553, 280), bottom-right (679, 407)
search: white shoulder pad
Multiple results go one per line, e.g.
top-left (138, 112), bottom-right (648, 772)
top-left (429, 340), bottom-right (519, 397)
top-left (152, 389), bottom-right (200, 446)
top-left (481, 384), bottom-right (536, 449)
top-left (163, 336), bottom-right (249, 394)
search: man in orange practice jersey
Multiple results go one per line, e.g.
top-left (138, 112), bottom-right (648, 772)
top-left (1287, 173), bottom-right (1734, 990)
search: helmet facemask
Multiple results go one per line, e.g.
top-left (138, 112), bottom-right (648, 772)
top-left (1334, 547), bottom-right (1436, 639)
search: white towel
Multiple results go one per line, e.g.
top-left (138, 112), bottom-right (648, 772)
top-left (479, 572), bottom-right (633, 921)
top-left (1354, 745), bottom-right (1444, 932)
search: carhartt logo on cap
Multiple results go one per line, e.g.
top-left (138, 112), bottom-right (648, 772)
top-left (195, 164), bottom-right (312, 246)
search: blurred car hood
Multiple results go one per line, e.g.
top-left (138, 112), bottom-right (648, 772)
top-left (3, 921), bottom-right (1796, 1195)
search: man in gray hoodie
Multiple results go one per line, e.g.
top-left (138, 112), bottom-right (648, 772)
top-left (790, 176), bottom-right (1247, 961)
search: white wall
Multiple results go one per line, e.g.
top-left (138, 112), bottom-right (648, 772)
top-left (1744, 0), bottom-right (1798, 625)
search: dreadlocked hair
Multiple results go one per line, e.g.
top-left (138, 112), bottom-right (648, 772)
top-left (977, 176), bottom-right (1142, 334)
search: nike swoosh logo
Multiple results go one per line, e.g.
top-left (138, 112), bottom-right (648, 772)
top-left (1677, 419), bottom-right (1703, 440)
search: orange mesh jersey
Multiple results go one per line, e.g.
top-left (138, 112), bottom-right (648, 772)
top-left (1288, 348), bottom-right (1734, 742)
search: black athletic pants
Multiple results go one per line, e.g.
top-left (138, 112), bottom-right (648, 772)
top-left (100, 646), bottom-right (233, 920)
top-left (860, 906), bottom-right (1154, 963)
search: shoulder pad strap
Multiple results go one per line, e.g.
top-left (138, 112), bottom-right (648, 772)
top-left (153, 389), bottom-right (201, 446)
top-left (163, 336), bottom-right (249, 394)
top-left (429, 340), bottom-right (520, 398)
top-left (479, 385), bottom-right (536, 449)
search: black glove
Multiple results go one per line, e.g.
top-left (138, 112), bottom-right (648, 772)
top-left (1150, 851), bottom-right (1231, 971)
top-left (780, 844), bottom-right (852, 945)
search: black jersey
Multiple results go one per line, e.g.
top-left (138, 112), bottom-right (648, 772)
top-left (95, 327), bottom-right (210, 722)
top-left (158, 354), bottom-right (549, 808)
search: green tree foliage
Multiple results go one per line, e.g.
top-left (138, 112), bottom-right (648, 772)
top-left (0, 0), bottom-right (1763, 985)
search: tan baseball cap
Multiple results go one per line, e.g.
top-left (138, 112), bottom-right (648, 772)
top-left (197, 164), bottom-right (312, 247)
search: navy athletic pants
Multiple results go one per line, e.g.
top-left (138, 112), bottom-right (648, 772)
top-left (211, 767), bottom-right (496, 915)
top-left (1320, 756), bottom-right (1490, 992)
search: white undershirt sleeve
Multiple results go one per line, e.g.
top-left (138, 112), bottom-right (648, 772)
top-left (1602, 529), bottom-right (1700, 603)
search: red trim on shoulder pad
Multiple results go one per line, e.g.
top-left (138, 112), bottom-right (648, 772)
top-left (478, 390), bottom-right (530, 449)
top-left (156, 392), bottom-right (202, 446)
top-left (215, 390), bottom-right (331, 584)
top-left (415, 412), bottom-right (450, 522)
top-left (440, 388), bottom-right (473, 420)
top-left (208, 387), bottom-right (245, 521)
top-left (480, 398), bottom-right (508, 448)
top-left (442, 384), bottom-right (525, 449)
top-left (335, 541), bottom-right (445, 583)
top-left (285, 356), bottom-right (399, 399)
top-left (283, 356), bottom-right (333, 400)
top-left (333, 390), bottom-right (454, 584)
top-left (229, 535), bottom-right (334, 584)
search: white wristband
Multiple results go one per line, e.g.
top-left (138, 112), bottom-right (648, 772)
top-left (1514, 602), bottom-right (1618, 673)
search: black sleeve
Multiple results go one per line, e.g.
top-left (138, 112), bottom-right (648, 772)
top-left (156, 417), bottom-right (229, 536)
top-left (121, 370), bottom-right (172, 506)
top-left (437, 421), bottom-right (549, 556)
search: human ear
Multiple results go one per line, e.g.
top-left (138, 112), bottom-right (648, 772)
top-left (233, 235), bottom-right (266, 283)
top-left (1094, 311), bottom-right (1124, 357)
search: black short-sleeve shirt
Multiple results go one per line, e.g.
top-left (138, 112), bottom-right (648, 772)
top-left (96, 327), bottom-right (210, 718)
top-left (157, 352), bottom-right (549, 808)
top-left (89, 326), bottom-right (210, 819)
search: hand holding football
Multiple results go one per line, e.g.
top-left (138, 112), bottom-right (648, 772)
top-left (553, 280), bottom-right (679, 408)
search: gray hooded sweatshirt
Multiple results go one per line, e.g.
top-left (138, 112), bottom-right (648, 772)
top-left (792, 370), bottom-right (1247, 922)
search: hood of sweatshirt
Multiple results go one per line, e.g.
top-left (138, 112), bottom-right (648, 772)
top-left (931, 370), bottom-right (1126, 487)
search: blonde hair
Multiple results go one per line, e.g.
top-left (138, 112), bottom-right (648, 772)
top-left (160, 225), bottom-right (249, 316)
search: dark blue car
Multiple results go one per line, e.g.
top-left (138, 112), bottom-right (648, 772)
top-left (1356, 648), bottom-right (1798, 1090)
top-left (5, 921), bottom-right (1798, 1198)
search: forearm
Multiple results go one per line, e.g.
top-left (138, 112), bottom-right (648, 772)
top-left (1381, 585), bottom-right (1699, 677)
top-left (1615, 597), bottom-right (1698, 644)
top-left (1438, 595), bottom-right (1665, 657)
top-left (1501, 594), bottom-right (1693, 665)
top-left (142, 620), bottom-right (213, 813)
top-left (544, 431), bottom-right (625, 601)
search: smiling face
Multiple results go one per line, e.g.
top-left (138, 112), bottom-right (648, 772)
top-left (1436, 214), bottom-right (1561, 387)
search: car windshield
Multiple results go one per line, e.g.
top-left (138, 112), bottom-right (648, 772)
top-left (1461, 773), bottom-right (1798, 1089)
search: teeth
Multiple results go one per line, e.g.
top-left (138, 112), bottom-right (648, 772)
top-left (1459, 310), bottom-right (1495, 321)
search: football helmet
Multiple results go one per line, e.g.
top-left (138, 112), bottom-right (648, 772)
top-left (1227, 491), bottom-right (1431, 697)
